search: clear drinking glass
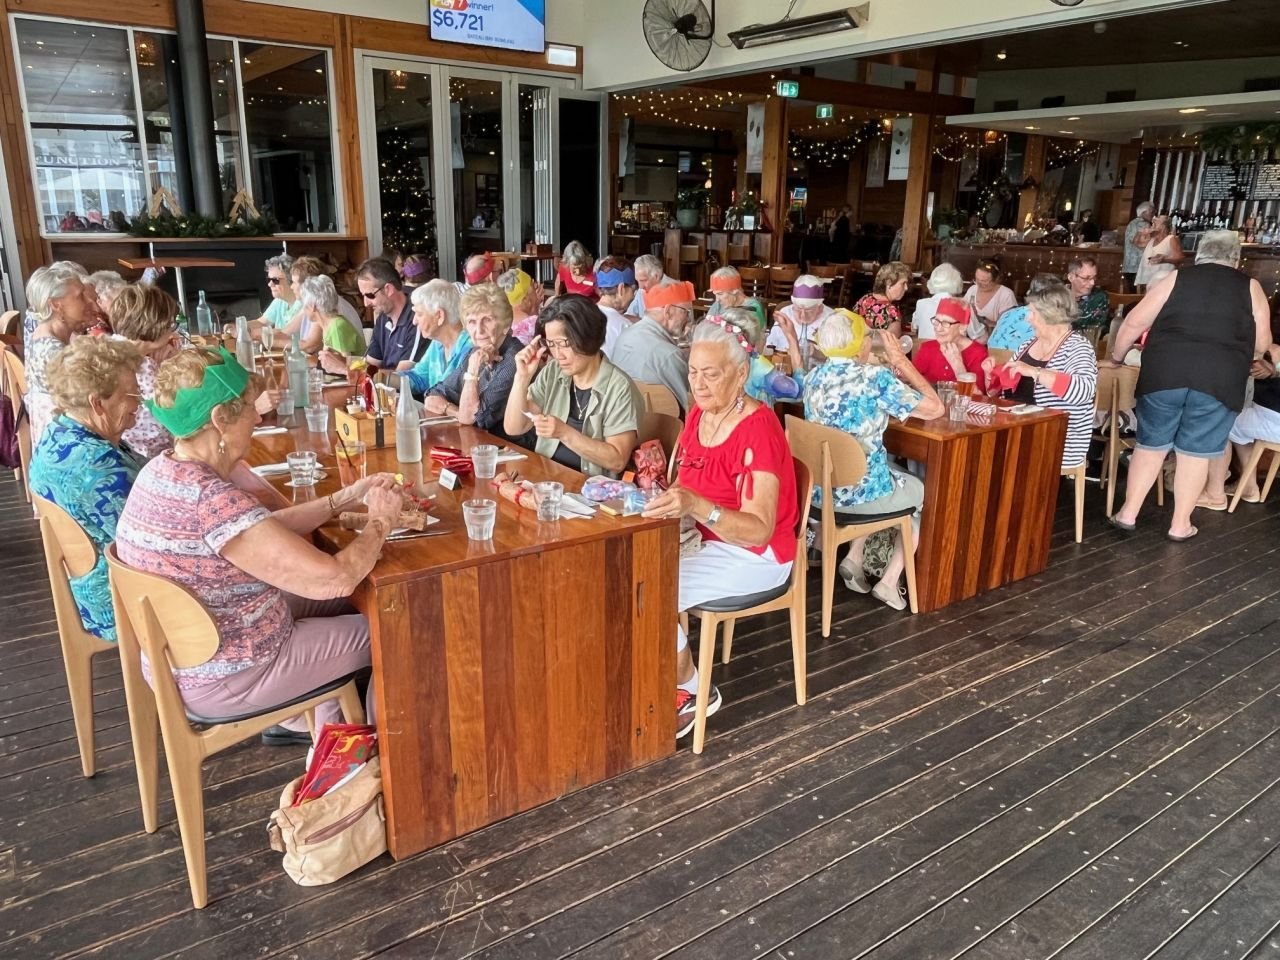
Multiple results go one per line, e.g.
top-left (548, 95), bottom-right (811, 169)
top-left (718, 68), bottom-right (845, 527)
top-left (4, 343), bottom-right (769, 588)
top-left (276, 388), bottom-right (294, 418)
top-left (286, 451), bottom-right (317, 486)
top-left (471, 443), bottom-right (499, 480)
top-left (335, 440), bottom-right (367, 486)
top-left (307, 367), bottom-right (326, 406)
top-left (462, 498), bottom-right (497, 540)
top-left (949, 394), bottom-right (969, 423)
top-left (261, 324), bottom-right (275, 354)
top-left (304, 405), bottom-right (329, 433)
top-left (535, 481), bottom-right (564, 521)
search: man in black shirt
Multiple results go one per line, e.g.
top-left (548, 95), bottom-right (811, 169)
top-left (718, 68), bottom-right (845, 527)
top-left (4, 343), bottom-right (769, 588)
top-left (357, 257), bottom-right (422, 371)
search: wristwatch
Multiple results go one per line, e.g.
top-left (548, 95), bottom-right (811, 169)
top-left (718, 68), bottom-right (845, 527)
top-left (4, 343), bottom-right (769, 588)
top-left (705, 504), bottom-right (722, 527)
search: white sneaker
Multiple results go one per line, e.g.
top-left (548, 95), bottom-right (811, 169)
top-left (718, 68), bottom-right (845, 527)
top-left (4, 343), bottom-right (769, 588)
top-left (839, 555), bottom-right (871, 593)
top-left (872, 579), bottom-right (907, 611)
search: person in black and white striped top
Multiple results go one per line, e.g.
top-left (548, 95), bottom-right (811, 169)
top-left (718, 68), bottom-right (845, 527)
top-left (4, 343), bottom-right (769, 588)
top-left (983, 283), bottom-right (1098, 469)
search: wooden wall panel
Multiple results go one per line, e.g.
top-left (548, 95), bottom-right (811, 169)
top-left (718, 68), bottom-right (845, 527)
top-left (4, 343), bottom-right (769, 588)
top-left (6, 0), bottom-right (172, 29)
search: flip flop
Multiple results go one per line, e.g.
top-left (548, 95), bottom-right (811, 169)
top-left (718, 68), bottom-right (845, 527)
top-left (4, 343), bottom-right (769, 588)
top-left (1108, 515), bottom-right (1136, 533)
top-left (1195, 496), bottom-right (1228, 512)
top-left (1167, 525), bottom-right (1199, 542)
top-left (1226, 485), bottom-right (1263, 504)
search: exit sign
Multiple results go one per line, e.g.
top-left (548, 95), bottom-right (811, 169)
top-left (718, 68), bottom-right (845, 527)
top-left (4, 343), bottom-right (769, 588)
top-left (775, 80), bottom-right (800, 98)
top-left (816, 103), bottom-right (834, 119)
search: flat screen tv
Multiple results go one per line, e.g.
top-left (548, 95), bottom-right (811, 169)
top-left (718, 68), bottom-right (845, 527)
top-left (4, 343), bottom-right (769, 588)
top-left (428, 0), bottom-right (546, 54)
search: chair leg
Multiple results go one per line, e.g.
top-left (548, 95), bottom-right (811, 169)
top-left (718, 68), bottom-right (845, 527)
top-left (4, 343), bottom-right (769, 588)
top-left (305, 709), bottom-right (316, 739)
top-left (1073, 466), bottom-right (1085, 544)
top-left (820, 536), bottom-right (837, 638)
top-left (1155, 453), bottom-right (1165, 507)
top-left (1105, 437), bottom-right (1119, 518)
top-left (1229, 445), bottom-right (1266, 513)
top-left (63, 644), bottom-right (98, 778)
top-left (119, 662), bottom-right (161, 833)
top-left (720, 619), bottom-right (736, 665)
top-left (338, 680), bottom-right (366, 725)
top-left (789, 590), bottom-right (807, 705)
top-left (691, 614), bottom-right (719, 755)
top-left (1260, 449), bottom-right (1280, 503)
top-left (165, 747), bottom-right (210, 909)
top-left (900, 517), bottom-right (920, 615)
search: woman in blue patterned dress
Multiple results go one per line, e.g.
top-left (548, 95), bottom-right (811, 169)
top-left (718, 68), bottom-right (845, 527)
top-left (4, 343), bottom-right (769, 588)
top-left (28, 337), bottom-right (144, 641)
top-left (804, 311), bottom-right (944, 611)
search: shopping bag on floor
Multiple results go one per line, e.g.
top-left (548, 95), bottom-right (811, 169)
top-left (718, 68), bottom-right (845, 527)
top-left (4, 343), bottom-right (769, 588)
top-left (268, 754), bottom-right (386, 885)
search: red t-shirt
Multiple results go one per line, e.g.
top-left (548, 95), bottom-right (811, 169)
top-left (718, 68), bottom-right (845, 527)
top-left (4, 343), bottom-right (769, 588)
top-left (557, 264), bottom-right (599, 299)
top-left (676, 405), bottom-right (799, 564)
top-left (912, 338), bottom-right (989, 392)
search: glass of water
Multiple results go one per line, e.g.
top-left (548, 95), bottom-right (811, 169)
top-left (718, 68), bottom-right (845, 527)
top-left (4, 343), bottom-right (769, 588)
top-left (535, 481), bottom-right (564, 521)
top-left (471, 444), bottom-right (499, 480)
top-left (304, 405), bottom-right (329, 433)
top-left (286, 451), bottom-right (317, 486)
top-left (462, 499), bottom-right (497, 540)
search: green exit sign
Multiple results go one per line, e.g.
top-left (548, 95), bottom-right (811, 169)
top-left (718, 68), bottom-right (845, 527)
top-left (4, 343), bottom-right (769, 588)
top-left (775, 80), bottom-right (800, 98)
top-left (816, 103), bottom-right (834, 119)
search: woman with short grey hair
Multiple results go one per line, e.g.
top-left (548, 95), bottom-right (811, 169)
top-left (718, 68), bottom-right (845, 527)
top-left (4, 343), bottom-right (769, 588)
top-left (555, 240), bottom-right (599, 299)
top-left (401, 279), bottom-right (471, 395)
top-left (244, 253), bottom-right (301, 339)
top-left (298, 275), bottom-right (365, 360)
top-left (985, 283), bottom-right (1097, 469)
top-left (913, 262), bottom-right (976, 340)
top-left (1108, 228), bottom-right (1271, 539)
top-left (86, 270), bottom-right (127, 317)
top-left (25, 265), bottom-right (92, 444)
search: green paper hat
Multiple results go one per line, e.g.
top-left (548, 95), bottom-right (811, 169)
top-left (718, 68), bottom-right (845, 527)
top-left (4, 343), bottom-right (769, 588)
top-left (147, 346), bottom-right (250, 438)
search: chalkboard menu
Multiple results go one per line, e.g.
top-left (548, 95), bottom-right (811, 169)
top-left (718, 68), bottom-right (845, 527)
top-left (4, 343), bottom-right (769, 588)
top-left (1200, 161), bottom-right (1256, 201)
top-left (1253, 163), bottom-right (1280, 200)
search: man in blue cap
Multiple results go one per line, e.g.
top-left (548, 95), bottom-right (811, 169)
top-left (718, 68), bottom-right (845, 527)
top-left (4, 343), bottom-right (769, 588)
top-left (594, 258), bottom-right (638, 357)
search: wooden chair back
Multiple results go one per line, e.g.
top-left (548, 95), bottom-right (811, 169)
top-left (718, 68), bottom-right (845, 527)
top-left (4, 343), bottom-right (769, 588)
top-left (790, 457), bottom-right (814, 567)
top-left (1, 342), bottom-right (27, 397)
top-left (34, 495), bottom-right (96, 579)
top-left (637, 411), bottom-right (682, 458)
top-left (1098, 363), bottom-right (1139, 413)
top-left (784, 414), bottom-right (869, 506)
top-left (106, 547), bottom-right (220, 671)
top-left (2, 343), bottom-right (32, 501)
top-left (0, 310), bottom-right (19, 338)
top-left (635, 380), bottom-right (682, 418)
top-left (1106, 291), bottom-right (1143, 319)
top-left (768, 264), bottom-right (801, 300)
top-left (727, 242), bottom-right (751, 264)
top-left (737, 266), bottom-right (769, 299)
top-left (806, 264), bottom-right (845, 306)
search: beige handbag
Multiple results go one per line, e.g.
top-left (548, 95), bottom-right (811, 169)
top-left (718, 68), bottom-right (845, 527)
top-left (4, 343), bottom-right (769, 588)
top-left (268, 756), bottom-right (387, 885)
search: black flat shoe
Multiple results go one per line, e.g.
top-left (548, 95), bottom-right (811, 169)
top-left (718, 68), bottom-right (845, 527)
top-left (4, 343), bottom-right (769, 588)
top-left (261, 724), bottom-right (312, 746)
top-left (1108, 515), bottom-right (1136, 533)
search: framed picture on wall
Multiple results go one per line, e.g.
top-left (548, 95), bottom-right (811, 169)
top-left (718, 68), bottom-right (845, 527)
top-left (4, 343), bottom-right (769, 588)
top-left (475, 173), bottom-right (500, 206)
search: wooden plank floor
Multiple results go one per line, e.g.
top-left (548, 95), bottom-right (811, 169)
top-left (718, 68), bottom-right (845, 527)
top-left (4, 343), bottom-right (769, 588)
top-left (2, 470), bottom-right (1280, 960)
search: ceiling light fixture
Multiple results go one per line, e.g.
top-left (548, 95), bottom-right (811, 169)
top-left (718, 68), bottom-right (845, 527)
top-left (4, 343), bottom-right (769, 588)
top-left (728, 4), bottom-right (868, 49)
top-left (1178, 107), bottom-right (1206, 114)
top-left (996, 49), bottom-right (1007, 61)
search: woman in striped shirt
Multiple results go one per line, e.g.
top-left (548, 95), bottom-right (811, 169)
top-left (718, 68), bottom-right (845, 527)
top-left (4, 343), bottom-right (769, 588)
top-left (984, 283), bottom-right (1098, 469)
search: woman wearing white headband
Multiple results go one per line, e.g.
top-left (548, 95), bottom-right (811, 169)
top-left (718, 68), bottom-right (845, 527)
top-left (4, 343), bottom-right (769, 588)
top-left (764, 275), bottom-right (834, 371)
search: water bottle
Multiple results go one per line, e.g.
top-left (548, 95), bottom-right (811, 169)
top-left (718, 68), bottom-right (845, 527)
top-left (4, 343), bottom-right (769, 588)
top-left (195, 290), bottom-right (214, 337)
top-left (285, 333), bottom-right (308, 408)
top-left (175, 313), bottom-right (189, 338)
top-left (234, 316), bottom-right (256, 372)
top-left (395, 379), bottom-right (422, 464)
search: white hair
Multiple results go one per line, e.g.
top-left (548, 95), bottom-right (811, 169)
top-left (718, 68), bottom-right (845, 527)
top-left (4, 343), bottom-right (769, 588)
top-left (561, 240), bottom-right (592, 267)
top-left (25, 265), bottom-right (83, 323)
top-left (710, 265), bottom-right (741, 285)
top-left (264, 253), bottom-right (294, 274)
top-left (816, 312), bottom-right (857, 354)
top-left (298, 274), bottom-right (339, 315)
top-left (87, 270), bottom-right (126, 300)
top-left (410, 278), bottom-right (462, 326)
top-left (48, 259), bottom-right (88, 278)
top-left (691, 316), bottom-right (749, 367)
top-left (926, 263), bottom-right (964, 297)
top-left (1195, 229), bottom-right (1241, 267)
top-left (633, 254), bottom-right (664, 279)
top-left (1136, 201), bottom-right (1155, 218)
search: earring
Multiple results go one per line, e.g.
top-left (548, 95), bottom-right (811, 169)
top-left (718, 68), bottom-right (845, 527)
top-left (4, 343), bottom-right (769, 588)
top-left (734, 392), bottom-right (746, 413)
top-left (217, 438), bottom-right (227, 456)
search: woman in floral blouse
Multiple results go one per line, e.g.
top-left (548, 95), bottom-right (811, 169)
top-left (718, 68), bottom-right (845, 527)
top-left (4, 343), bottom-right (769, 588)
top-left (852, 261), bottom-right (912, 338)
top-left (28, 338), bottom-right (143, 641)
top-left (804, 310), bottom-right (944, 610)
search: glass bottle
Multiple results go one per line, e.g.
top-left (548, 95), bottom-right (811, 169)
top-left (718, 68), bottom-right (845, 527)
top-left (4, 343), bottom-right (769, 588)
top-left (285, 333), bottom-right (308, 408)
top-left (195, 290), bottom-right (214, 337)
top-left (234, 316), bottom-right (256, 372)
top-left (395, 378), bottom-right (422, 464)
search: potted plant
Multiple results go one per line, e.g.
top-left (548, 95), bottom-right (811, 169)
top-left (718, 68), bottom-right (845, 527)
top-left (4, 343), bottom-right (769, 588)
top-left (676, 187), bottom-right (709, 229)
top-left (933, 208), bottom-right (966, 240)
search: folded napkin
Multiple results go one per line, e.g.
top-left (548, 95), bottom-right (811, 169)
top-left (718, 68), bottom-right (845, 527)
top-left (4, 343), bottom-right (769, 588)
top-left (557, 494), bottom-right (597, 518)
top-left (494, 450), bottom-right (527, 464)
top-left (250, 462), bottom-right (291, 477)
top-left (252, 426), bottom-right (289, 436)
top-left (419, 415), bottom-right (457, 426)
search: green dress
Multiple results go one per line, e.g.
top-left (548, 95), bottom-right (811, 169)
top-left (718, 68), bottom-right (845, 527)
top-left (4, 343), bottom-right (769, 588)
top-left (323, 316), bottom-right (367, 357)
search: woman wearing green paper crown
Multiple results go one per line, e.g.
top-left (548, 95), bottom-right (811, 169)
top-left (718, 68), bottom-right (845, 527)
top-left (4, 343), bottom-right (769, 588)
top-left (115, 347), bottom-right (402, 735)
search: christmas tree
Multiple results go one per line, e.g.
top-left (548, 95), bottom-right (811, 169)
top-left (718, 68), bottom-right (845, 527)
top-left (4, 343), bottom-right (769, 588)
top-left (378, 130), bottom-right (437, 266)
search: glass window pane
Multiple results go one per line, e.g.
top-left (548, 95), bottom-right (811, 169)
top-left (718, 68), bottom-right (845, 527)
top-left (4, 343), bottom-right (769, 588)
top-left (241, 43), bottom-right (336, 232)
top-left (132, 33), bottom-right (244, 216)
top-left (15, 19), bottom-right (145, 233)
top-left (372, 68), bottom-right (438, 269)
top-left (450, 76), bottom-right (504, 261)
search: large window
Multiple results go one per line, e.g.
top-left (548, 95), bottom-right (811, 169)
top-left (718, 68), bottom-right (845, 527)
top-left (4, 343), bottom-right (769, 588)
top-left (14, 17), bottom-right (340, 235)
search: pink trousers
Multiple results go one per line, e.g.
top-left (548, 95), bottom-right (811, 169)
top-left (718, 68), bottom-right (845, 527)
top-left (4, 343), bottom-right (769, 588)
top-left (179, 596), bottom-right (374, 732)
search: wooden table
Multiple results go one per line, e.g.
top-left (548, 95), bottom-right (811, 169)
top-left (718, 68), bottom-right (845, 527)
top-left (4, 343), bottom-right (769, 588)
top-left (243, 392), bottom-right (678, 859)
top-left (884, 406), bottom-right (1068, 614)
top-left (117, 256), bottom-right (236, 317)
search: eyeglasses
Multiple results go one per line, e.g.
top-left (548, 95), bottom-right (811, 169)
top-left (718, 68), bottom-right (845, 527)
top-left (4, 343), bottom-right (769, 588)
top-left (543, 338), bottom-right (574, 352)
top-left (1074, 273), bottom-right (1098, 282)
top-left (266, 277), bottom-right (283, 286)
top-left (361, 290), bottom-right (380, 301)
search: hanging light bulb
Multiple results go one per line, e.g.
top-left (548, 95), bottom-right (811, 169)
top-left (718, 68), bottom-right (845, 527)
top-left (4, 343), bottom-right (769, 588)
top-left (390, 70), bottom-right (408, 92)
top-left (136, 38), bottom-right (156, 68)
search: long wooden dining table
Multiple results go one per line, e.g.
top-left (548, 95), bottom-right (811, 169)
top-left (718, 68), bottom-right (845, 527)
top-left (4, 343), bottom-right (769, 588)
top-left (241, 382), bottom-right (679, 859)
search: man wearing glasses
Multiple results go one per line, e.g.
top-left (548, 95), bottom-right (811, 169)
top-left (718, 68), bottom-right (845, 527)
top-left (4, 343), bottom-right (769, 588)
top-left (1067, 256), bottom-right (1109, 335)
top-left (358, 257), bottom-right (421, 372)
top-left (610, 280), bottom-right (695, 416)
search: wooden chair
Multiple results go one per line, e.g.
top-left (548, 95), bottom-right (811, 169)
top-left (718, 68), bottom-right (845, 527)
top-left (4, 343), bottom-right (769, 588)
top-left (686, 458), bottom-right (812, 754)
top-left (768, 264), bottom-right (801, 301)
top-left (678, 244), bottom-right (706, 294)
top-left (32, 496), bottom-right (117, 778)
top-left (727, 242), bottom-right (751, 265)
top-left (1106, 291), bottom-right (1143, 319)
top-left (1228, 441), bottom-right (1280, 512)
top-left (1061, 461), bottom-right (1087, 544)
top-left (635, 380), bottom-right (682, 418)
top-left (1097, 363), bottom-right (1162, 518)
top-left (1, 343), bottom-right (31, 502)
top-left (0, 309), bottom-right (19, 337)
top-left (636, 410), bottom-right (683, 483)
top-left (737, 265), bottom-right (769, 300)
top-left (105, 545), bottom-right (366, 909)
top-left (785, 415), bottom-right (919, 636)
top-left (807, 264), bottom-right (845, 307)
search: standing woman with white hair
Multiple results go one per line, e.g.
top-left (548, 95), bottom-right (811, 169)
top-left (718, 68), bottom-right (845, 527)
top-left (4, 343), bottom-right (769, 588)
top-left (912, 263), bottom-right (981, 340)
top-left (26, 265), bottom-right (92, 445)
top-left (397, 279), bottom-right (472, 396)
top-left (1123, 201), bottom-right (1156, 293)
top-left (640, 320), bottom-right (800, 739)
top-left (554, 240), bottom-right (598, 299)
top-left (1107, 230), bottom-right (1271, 541)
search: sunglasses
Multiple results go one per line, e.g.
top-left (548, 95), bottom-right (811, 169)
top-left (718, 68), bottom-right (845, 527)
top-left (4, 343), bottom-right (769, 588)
top-left (361, 285), bottom-right (389, 301)
top-left (266, 277), bottom-right (283, 286)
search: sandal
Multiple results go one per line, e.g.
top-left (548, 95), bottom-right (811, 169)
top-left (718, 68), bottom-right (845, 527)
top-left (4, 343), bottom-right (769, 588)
top-left (1108, 515), bottom-right (1136, 533)
top-left (1226, 484), bottom-right (1263, 504)
top-left (1167, 525), bottom-right (1199, 542)
top-left (1195, 495), bottom-right (1228, 512)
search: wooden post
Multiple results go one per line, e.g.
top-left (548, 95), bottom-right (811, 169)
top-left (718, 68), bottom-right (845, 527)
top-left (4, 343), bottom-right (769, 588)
top-left (900, 115), bottom-right (935, 268)
top-left (760, 96), bottom-right (789, 263)
top-left (1017, 135), bottom-right (1048, 227)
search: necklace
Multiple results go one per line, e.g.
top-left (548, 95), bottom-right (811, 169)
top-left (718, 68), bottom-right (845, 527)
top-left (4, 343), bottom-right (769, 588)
top-left (570, 385), bottom-right (592, 422)
top-left (700, 404), bottom-right (738, 447)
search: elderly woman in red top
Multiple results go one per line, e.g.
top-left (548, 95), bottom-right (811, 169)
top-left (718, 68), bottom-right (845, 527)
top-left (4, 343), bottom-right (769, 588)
top-left (911, 296), bottom-right (989, 390)
top-left (642, 321), bottom-right (799, 742)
